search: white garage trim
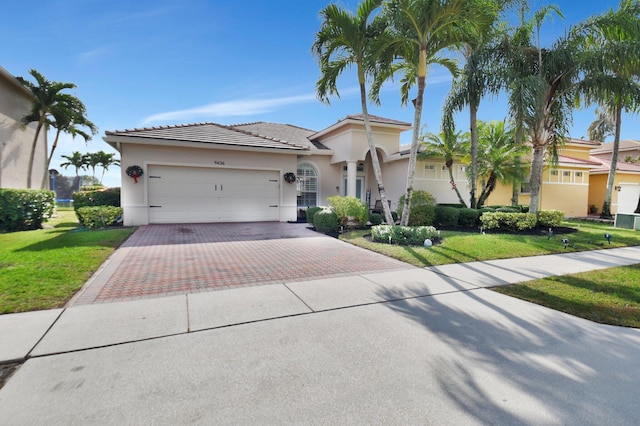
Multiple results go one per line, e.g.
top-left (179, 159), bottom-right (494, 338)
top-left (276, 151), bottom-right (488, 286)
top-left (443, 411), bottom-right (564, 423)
top-left (146, 164), bottom-right (281, 224)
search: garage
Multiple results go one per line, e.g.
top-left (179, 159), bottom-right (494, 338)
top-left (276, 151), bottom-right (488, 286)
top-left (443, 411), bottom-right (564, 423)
top-left (147, 165), bottom-right (280, 224)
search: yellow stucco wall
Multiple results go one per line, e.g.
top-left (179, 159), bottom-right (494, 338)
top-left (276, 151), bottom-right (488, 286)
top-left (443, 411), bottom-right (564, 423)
top-left (588, 173), bottom-right (640, 215)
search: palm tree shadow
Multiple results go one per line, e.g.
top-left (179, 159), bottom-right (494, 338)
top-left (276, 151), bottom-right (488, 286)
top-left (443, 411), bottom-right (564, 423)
top-left (375, 285), bottom-right (640, 424)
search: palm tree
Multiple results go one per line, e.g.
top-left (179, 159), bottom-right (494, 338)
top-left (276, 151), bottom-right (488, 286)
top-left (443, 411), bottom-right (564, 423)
top-left (95, 151), bottom-right (120, 183)
top-left (40, 94), bottom-right (97, 188)
top-left (377, 0), bottom-right (493, 225)
top-left (17, 69), bottom-right (76, 188)
top-left (84, 152), bottom-right (102, 179)
top-left (60, 151), bottom-right (87, 191)
top-left (496, 5), bottom-right (582, 214)
top-left (576, 0), bottom-right (640, 218)
top-left (587, 107), bottom-right (616, 142)
top-left (442, 0), bottom-right (519, 208)
top-left (312, 0), bottom-right (395, 224)
top-left (475, 120), bottom-right (528, 208)
top-left (419, 130), bottom-right (469, 207)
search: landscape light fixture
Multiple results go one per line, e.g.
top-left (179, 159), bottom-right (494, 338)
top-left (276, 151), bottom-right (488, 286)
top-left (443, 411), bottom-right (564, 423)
top-left (561, 238), bottom-right (570, 249)
top-left (604, 233), bottom-right (612, 245)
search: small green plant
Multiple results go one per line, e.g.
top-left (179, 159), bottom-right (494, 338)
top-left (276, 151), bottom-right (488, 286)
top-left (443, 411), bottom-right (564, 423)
top-left (371, 225), bottom-right (438, 245)
top-left (73, 187), bottom-right (120, 212)
top-left (480, 212), bottom-right (537, 231)
top-left (537, 210), bottom-right (565, 227)
top-left (0, 189), bottom-right (55, 231)
top-left (313, 209), bottom-right (340, 234)
top-left (306, 206), bottom-right (323, 226)
top-left (76, 206), bottom-right (123, 229)
top-left (369, 212), bottom-right (383, 226)
top-left (327, 195), bottom-right (368, 228)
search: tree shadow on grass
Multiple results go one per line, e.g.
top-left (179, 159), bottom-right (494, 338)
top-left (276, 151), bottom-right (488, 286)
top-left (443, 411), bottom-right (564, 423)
top-left (16, 227), bottom-right (134, 252)
top-left (375, 283), bottom-right (640, 424)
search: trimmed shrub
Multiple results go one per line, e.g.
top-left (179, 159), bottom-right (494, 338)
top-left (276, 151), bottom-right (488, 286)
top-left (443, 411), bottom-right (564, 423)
top-left (480, 212), bottom-right (537, 231)
top-left (76, 206), bottom-right (123, 229)
top-left (435, 206), bottom-right (460, 227)
top-left (495, 206), bottom-right (521, 213)
top-left (371, 225), bottom-right (438, 245)
top-left (458, 208), bottom-right (481, 227)
top-left (369, 212), bottom-right (383, 226)
top-left (537, 209), bottom-right (564, 227)
top-left (327, 195), bottom-right (368, 228)
top-left (313, 209), bottom-right (340, 234)
top-left (397, 190), bottom-right (437, 226)
top-left (73, 187), bottom-right (121, 210)
top-left (0, 189), bottom-right (55, 232)
top-left (306, 206), bottom-right (323, 226)
top-left (391, 211), bottom-right (398, 223)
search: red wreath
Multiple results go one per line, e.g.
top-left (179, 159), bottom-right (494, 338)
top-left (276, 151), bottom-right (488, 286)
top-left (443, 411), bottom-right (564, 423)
top-left (126, 165), bottom-right (144, 183)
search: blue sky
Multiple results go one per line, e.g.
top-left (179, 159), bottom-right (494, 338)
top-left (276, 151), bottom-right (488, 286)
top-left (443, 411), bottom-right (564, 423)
top-left (2, 0), bottom-right (637, 187)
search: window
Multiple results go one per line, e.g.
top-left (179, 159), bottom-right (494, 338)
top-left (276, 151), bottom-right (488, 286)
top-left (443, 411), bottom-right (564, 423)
top-left (424, 163), bottom-right (437, 179)
top-left (297, 163), bottom-right (318, 208)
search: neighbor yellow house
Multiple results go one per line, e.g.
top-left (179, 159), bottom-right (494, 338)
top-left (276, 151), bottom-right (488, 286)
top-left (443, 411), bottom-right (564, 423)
top-left (485, 138), bottom-right (601, 217)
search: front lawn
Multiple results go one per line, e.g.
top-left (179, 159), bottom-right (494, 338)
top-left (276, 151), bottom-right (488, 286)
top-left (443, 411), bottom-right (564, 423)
top-left (341, 220), bottom-right (640, 327)
top-left (0, 208), bottom-right (135, 314)
top-left (494, 265), bottom-right (640, 328)
top-left (340, 220), bottom-right (640, 267)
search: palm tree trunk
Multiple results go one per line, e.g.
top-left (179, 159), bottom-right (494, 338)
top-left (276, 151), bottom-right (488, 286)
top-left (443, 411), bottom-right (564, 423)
top-left (359, 80), bottom-right (394, 224)
top-left (41, 129), bottom-right (62, 189)
top-left (27, 115), bottom-right (46, 189)
top-left (447, 164), bottom-right (467, 207)
top-left (511, 125), bottom-right (524, 206)
top-left (529, 144), bottom-right (546, 214)
top-left (601, 103), bottom-right (622, 219)
top-left (469, 100), bottom-right (479, 209)
top-left (476, 172), bottom-right (497, 208)
top-left (400, 47), bottom-right (427, 226)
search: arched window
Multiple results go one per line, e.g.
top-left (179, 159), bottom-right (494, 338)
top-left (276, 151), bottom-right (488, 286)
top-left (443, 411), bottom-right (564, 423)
top-left (297, 163), bottom-right (318, 207)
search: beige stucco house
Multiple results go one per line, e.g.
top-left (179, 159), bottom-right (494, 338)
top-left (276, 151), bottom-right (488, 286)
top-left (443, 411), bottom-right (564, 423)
top-left (0, 65), bottom-right (47, 189)
top-left (107, 114), bottom-right (631, 226)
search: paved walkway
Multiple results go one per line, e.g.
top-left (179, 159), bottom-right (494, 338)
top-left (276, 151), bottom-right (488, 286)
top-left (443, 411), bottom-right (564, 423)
top-left (70, 223), bottom-right (410, 305)
top-left (1, 236), bottom-right (639, 423)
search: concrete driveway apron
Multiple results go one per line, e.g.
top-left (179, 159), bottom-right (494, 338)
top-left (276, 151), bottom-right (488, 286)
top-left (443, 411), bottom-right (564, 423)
top-left (70, 222), bottom-right (412, 305)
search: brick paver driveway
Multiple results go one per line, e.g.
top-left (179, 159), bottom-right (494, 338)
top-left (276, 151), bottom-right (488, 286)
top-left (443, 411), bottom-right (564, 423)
top-left (72, 222), bottom-right (412, 305)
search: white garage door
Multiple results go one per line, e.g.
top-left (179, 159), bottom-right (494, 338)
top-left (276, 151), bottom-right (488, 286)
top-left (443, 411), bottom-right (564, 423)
top-left (147, 165), bottom-right (280, 223)
top-left (618, 184), bottom-right (640, 214)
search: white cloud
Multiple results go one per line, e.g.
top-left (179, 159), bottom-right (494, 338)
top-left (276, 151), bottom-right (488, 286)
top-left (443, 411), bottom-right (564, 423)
top-left (140, 93), bottom-right (319, 125)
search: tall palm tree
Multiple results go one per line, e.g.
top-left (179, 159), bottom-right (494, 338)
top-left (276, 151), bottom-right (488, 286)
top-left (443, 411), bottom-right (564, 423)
top-left (587, 106), bottom-right (616, 142)
top-left (95, 151), bottom-right (120, 183)
top-left (475, 120), bottom-right (528, 208)
top-left (496, 5), bottom-right (582, 214)
top-left (17, 69), bottom-right (76, 188)
top-left (40, 94), bottom-right (97, 188)
top-left (442, 0), bottom-right (519, 208)
top-left (377, 0), bottom-right (493, 225)
top-left (60, 151), bottom-right (87, 191)
top-left (312, 0), bottom-right (395, 224)
top-left (576, 0), bottom-right (640, 218)
top-left (419, 130), bottom-right (469, 207)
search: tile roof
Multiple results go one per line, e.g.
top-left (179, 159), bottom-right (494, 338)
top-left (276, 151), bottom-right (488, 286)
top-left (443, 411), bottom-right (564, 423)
top-left (557, 155), bottom-right (602, 166)
top-left (589, 156), bottom-right (640, 174)
top-left (344, 114), bottom-right (412, 127)
top-left (230, 122), bottom-right (329, 151)
top-left (591, 139), bottom-right (640, 154)
top-left (105, 122), bottom-right (310, 152)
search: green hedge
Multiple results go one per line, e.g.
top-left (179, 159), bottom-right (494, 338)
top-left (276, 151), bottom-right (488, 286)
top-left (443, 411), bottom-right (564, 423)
top-left (76, 206), bottom-right (123, 229)
top-left (73, 187), bottom-right (121, 210)
top-left (369, 212), bottom-right (383, 226)
top-left (458, 208), bottom-right (481, 227)
top-left (435, 206), bottom-right (460, 227)
top-left (0, 189), bottom-right (55, 232)
top-left (314, 209), bottom-right (340, 234)
top-left (397, 190), bottom-right (437, 226)
top-left (371, 225), bottom-right (438, 245)
top-left (537, 210), bottom-right (565, 227)
top-left (480, 212), bottom-right (537, 231)
top-left (306, 206), bottom-right (323, 226)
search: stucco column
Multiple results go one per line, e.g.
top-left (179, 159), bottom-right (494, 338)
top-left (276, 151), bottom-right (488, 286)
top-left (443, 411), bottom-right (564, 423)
top-left (346, 160), bottom-right (357, 198)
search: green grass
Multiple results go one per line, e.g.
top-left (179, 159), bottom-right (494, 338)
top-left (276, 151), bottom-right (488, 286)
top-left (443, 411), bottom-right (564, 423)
top-left (340, 220), bottom-right (640, 267)
top-left (0, 208), bottom-right (135, 314)
top-left (341, 220), bottom-right (640, 327)
top-left (494, 265), bottom-right (640, 328)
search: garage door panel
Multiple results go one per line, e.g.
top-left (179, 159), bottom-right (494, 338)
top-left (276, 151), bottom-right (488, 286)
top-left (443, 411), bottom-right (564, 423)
top-left (147, 165), bottom-right (280, 224)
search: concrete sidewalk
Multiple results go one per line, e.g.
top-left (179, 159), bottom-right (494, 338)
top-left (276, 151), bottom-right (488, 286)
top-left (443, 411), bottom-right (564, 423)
top-left (1, 247), bottom-right (639, 424)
